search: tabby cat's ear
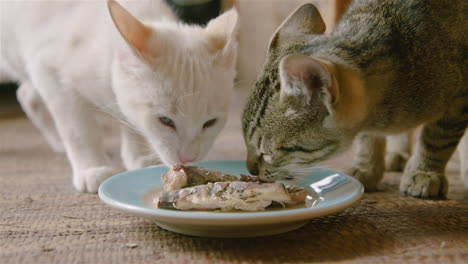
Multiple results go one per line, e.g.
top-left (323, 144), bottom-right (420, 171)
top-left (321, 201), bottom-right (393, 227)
top-left (279, 54), bottom-right (338, 113)
top-left (205, 9), bottom-right (239, 68)
top-left (108, 0), bottom-right (155, 62)
top-left (269, 4), bottom-right (326, 51)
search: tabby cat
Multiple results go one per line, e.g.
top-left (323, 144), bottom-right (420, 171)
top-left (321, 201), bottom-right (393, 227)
top-left (242, 0), bottom-right (467, 198)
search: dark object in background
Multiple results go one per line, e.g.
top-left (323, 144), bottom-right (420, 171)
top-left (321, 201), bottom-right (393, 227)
top-left (0, 83), bottom-right (18, 93)
top-left (165, 0), bottom-right (221, 25)
top-left (0, 82), bottom-right (21, 118)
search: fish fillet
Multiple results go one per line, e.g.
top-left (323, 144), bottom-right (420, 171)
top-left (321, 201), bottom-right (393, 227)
top-left (157, 165), bottom-right (309, 211)
top-left (157, 181), bottom-right (293, 211)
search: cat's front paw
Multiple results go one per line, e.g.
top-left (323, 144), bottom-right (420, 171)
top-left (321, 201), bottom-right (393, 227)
top-left (123, 154), bottom-right (159, 170)
top-left (73, 166), bottom-right (120, 193)
top-left (348, 167), bottom-right (383, 192)
top-left (385, 151), bottom-right (409, 172)
top-left (400, 171), bottom-right (447, 198)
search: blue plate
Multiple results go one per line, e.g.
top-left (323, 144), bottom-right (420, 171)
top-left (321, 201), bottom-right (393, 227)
top-left (99, 160), bottom-right (363, 237)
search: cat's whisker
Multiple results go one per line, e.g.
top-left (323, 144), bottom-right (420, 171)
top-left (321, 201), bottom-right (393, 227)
top-left (233, 79), bottom-right (251, 88)
top-left (125, 139), bottom-right (151, 149)
top-left (84, 102), bottom-right (139, 133)
top-left (284, 166), bottom-right (317, 178)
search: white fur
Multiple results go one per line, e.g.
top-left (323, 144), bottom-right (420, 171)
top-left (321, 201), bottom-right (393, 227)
top-left (279, 73), bottom-right (312, 105)
top-left (0, 0), bottom-right (238, 192)
top-left (284, 108), bottom-right (300, 119)
top-left (279, 54), bottom-right (337, 119)
top-left (263, 154), bottom-right (273, 164)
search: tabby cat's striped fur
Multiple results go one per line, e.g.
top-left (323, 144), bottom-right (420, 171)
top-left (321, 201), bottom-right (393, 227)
top-left (242, 0), bottom-right (467, 198)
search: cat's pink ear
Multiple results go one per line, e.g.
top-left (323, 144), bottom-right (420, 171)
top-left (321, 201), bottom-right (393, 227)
top-left (205, 9), bottom-right (239, 68)
top-left (108, 0), bottom-right (154, 60)
top-left (279, 54), bottom-right (338, 111)
top-left (269, 4), bottom-right (325, 51)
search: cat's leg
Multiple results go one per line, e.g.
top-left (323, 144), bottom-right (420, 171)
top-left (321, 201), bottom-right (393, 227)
top-left (120, 126), bottom-right (158, 170)
top-left (16, 82), bottom-right (65, 153)
top-left (348, 133), bottom-right (386, 191)
top-left (30, 69), bottom-right (119, 193)
top-left (385, 132), bottom-right (411, 172)
top-left (457, 130), bottom-right (468, 188)
top-left (400, 115), bottom-right (467, 198)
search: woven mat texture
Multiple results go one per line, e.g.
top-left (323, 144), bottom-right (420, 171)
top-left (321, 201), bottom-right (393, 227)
top-left (1, 91), bottom-right (467, 264)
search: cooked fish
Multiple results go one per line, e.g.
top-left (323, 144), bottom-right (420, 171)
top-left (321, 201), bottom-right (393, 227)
top-left (156, 181), bottom-right (294, 211)
top-left (285, 185), bottom-right (309, 204)
top-left (162, 164), bottom-right (264, 190)
top-left (158, 165), bottom-right (309, 211)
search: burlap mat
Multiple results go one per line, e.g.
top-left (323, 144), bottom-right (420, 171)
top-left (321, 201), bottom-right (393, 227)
top-left (1, 91), bottom-right (467, 264)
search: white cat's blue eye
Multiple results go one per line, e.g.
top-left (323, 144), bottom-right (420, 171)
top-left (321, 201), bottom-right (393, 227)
top-left (159, 117), bottom-right (175, 129)
top-left (203, 118), bottom-right (217, 129)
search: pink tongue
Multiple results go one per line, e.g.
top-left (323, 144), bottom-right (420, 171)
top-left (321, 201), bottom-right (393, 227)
top-left (255, 176), bottom-right (274, 183)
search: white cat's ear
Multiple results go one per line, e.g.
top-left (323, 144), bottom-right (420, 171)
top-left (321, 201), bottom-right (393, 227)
top-left (205, 9), bottom-right (239, 68)
top-left (108, 0), bottom-right (154, 60)
top-left (269, 4), bottom-right (325, 51)
top-left (279, 54), bottom-right (338, 113)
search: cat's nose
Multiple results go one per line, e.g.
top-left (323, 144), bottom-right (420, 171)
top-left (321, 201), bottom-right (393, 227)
top-left (178, 154), bottom-right (196, 164)
top-left (247, 162), bottom-right (259, 176)
top-left (246, 148), bottom-right (261, 175)
top-left (246, 156), bottom-right (260, 175)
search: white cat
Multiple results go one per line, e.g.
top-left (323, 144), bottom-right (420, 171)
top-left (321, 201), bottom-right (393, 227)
top-left (0, 0), bottom-right (239, 192)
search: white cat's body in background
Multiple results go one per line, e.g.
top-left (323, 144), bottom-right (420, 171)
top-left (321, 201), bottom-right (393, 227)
top-left (0, 0), bottom-right (239, 192)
